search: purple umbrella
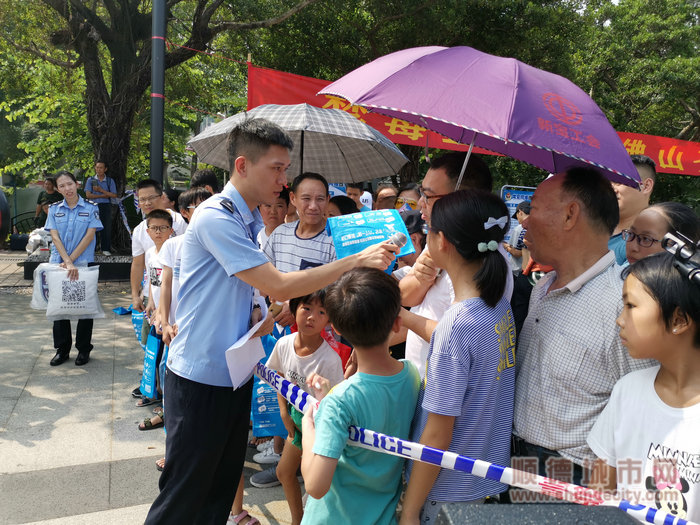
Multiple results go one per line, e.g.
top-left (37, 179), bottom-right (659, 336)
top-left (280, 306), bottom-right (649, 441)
top-left (320, 46), bottom-right (640, 187)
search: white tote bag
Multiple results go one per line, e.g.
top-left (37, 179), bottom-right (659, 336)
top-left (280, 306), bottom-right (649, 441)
top-left (45, 265), bottom-right (105, 321)
top-left (30, 263), bottom-right (60, 310)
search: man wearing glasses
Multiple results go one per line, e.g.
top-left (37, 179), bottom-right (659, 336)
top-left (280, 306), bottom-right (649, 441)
top-left (398, 152), bottom-right (512, 379)
top-left (608, 155), bottom-right (656, 265)
top-left (130, 179), bottom-right (188, 314)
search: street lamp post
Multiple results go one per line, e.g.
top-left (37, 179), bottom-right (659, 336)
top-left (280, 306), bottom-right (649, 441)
top-left (149, 0), bottom-right (166, 185)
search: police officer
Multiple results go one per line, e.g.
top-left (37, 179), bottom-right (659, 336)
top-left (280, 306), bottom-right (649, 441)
top-left (145, 119), bottom-right (397, 524)
top-left (44, 171), bottom-right (103, 366)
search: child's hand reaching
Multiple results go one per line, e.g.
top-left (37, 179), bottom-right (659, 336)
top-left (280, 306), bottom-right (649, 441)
top-left (153, 311), bottom-right (162, 334)
top-left (306, 373), bottom-right (331, 400)
top-left (273, 301), bottom-right (296, 328)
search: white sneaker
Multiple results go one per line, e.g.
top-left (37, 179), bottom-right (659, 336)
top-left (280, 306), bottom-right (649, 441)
top-left (253, 446), bottom-right (282, 464)
top-left (102, 250), bottom-right (111, 256)
top-left (256, 439), bottom-right (274, 452)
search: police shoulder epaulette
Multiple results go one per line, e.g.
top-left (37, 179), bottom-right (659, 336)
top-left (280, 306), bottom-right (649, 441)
top-left (84, 198), bottom-right (98, 206)
top-left (220, 198), bottom-right (235, 214)
top-left (48, 201), bottom-right (61, 207)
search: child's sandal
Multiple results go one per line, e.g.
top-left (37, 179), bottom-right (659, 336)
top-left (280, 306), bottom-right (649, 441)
top-left (227, 510), bottom-right (260, 524)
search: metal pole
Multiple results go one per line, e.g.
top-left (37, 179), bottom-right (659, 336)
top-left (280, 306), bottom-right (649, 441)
top-left (149, 0), bottom-right (166, 184)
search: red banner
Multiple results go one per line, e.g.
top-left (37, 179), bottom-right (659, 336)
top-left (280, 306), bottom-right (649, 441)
top-left (247, 63), bottom-right (700, 176)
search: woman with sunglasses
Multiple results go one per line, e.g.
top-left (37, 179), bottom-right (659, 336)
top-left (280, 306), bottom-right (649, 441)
top-left (623, 202), bottom-right (699, 265)
top-left (395, 183), bottom-right (421, 213)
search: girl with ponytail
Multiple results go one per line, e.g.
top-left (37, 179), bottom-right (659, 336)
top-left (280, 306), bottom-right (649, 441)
top-left (400, 189), bottom-right (517, 524)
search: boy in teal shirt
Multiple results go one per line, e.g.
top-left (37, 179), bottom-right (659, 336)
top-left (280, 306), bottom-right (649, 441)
top-left (301, 268), bottom-right (421, 525)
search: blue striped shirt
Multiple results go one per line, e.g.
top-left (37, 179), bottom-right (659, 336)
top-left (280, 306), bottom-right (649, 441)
top-left (410, 297), bottom-right (516, 501)
top-left (263, 221), bottom-right (335, 272)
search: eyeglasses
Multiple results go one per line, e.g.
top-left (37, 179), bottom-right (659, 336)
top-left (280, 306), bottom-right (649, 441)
top-left (621, 229), bottom-right (660, 248)
top-left (147, 225), bottom-right (172, 233)
top-left (395, 197), bottom-right (418, 210)
top-left (139, 194), bottom-right (163, 204)
top-left (418, 187), bottom-right (449, 201)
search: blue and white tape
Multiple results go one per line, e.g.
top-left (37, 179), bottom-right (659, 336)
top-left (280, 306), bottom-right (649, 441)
top-left (118, 192), bottom-right (134, 237)
top-left (253, 362), bottom-right (696, 525)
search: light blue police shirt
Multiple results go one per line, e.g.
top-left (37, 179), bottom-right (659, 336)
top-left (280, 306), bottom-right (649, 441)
top-left (85, 175), bottom-right (117, 204)
top-left (44, 196), bottom-right (103, 265)
top-left (167, 182), bottom-right (270, 387)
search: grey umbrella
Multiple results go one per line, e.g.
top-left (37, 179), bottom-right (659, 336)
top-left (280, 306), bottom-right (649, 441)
top-left (187, 103), bottom-right (409, 183)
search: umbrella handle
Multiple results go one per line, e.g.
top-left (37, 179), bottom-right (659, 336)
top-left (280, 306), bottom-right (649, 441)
top-left (454, 141), bottom-right (475, 191)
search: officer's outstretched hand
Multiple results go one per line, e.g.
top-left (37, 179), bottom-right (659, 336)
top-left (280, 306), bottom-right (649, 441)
top-left (356, 241), bottom-right (398, 271)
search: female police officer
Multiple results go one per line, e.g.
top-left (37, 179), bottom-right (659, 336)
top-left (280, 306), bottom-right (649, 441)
top-left (45, 171), bottom-right (103, 366)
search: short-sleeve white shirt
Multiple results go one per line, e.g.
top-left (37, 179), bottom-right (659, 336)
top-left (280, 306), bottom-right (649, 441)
top-left (131, 210), bottom-right (187, 297)
top-left (157, 236), bottom-right (183, 325)
top-left (145, 246), bottom-right (163, 310)
top-left (587, 366), bottom-right (700, 522)
top-left (131, 210), bottom-right (188, 257)
top-left (266, 334), bottom-right (344, 395)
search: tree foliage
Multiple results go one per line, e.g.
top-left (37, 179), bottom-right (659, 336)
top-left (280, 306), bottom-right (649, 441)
top-left (0, 0), bottom-right (698, 211)
top-left (0, 0), bottom-right (320, 193)
top-left (575, 0), bottom-right (699, 140)
top-left (572, 0), bottom-right (700, 207)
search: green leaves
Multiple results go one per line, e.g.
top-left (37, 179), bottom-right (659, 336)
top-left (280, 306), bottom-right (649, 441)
top-left (0, 0), bottom-right (697, 208)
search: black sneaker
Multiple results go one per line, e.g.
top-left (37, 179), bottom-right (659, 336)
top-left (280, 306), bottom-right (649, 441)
top-left (131, 386), bottom-right (144, 398)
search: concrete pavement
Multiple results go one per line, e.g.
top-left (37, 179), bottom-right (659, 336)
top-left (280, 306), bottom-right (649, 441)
top-left (0, 253), bottom-right (292, 524)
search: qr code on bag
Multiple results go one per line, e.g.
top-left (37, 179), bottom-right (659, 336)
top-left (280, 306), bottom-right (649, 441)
top-left (62, 280), bottom-right (86, 304)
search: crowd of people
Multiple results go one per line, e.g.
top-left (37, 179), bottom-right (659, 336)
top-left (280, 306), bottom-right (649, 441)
top-left (42, 117), bottom-right (700, 524)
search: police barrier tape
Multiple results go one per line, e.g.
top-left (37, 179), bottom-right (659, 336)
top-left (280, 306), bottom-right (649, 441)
top-left (253, 362), bottom-right (696, 525)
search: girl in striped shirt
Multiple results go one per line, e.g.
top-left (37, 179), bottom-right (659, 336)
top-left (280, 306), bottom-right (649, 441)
top-left (400, 189), bottom-right (516, 524)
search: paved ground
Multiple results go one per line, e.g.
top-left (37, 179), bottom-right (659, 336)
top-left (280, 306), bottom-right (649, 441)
top-left (0, 251), bottom-right (292, 524)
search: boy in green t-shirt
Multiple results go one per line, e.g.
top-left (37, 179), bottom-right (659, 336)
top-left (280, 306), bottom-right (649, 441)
top-left (301, 268), bottom-right (421, 525)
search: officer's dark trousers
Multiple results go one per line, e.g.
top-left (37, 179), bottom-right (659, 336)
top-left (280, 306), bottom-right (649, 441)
top-left (145, 369), bottom-right (253, 525)
top-left (97, 203), bottom-right (112, 252)
top-left (53, 319), bottom-right (93, 355)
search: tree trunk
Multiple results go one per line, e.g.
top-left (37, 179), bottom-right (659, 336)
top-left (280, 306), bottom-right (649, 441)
top-left (38, 0), bottom-right (323, 252)
top-left (80, 49), bottom-right (146, 253)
